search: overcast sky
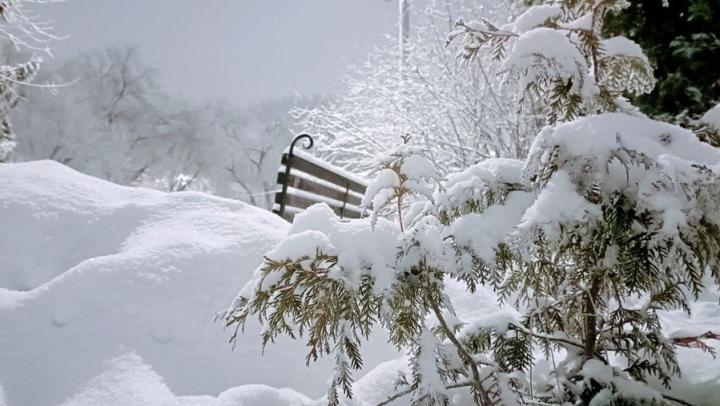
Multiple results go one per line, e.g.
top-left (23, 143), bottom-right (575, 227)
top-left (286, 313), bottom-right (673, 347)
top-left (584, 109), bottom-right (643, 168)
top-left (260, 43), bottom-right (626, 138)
top-left (40, 0), bottom-right (398, 105)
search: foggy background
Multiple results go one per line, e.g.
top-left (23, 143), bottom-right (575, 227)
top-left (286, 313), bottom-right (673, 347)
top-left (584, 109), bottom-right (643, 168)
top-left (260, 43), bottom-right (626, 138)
top-left (39, 0), bottom-right (398, 104)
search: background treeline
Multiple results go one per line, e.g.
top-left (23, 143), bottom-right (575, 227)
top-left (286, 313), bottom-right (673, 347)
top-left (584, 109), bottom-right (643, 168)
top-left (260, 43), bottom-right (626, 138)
top-left (10, 46), bottom-right (322, 208)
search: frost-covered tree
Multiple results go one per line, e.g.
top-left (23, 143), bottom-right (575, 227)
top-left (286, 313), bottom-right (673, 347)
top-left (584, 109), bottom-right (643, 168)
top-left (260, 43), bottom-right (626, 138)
top-left (0, 0), bottom-right (59, 162)
top-left (225, 0), bottom-right (720, 404)
top-left (294, 0), bottom-right (542, 176)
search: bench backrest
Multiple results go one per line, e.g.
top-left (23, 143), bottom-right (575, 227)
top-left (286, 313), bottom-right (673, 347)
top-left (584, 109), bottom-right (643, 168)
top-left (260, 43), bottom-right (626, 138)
top-left (272, 135), bottom-right (368, 222)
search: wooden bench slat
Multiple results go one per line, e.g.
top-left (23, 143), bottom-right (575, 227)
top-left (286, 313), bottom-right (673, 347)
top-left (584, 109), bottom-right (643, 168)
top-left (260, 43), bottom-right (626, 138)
top-left (280, 168), bottom-right (365, 200)
top-left (282, 154), bottom-right (367, 194)
top-left (275, 192), bottom-right (364, 216)
top-left (276, 172), bottom-right (363, 207)
top-left (273, 206), bottom-right (304, 223)
top-left (274, 192), bottom-right (363, 219)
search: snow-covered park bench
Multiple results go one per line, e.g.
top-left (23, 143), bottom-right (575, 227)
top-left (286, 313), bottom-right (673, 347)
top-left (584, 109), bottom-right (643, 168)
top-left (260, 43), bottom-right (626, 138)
top-left (273, 134), bottom-right (368, 222)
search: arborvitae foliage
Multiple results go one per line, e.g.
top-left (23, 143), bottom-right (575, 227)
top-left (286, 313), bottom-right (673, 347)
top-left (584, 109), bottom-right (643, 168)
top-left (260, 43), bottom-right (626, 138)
top-left (0, 0), bottom-right (53, 162)
top-left (604, 0), bottom-right (720, 119)
top-left (360, 134), bottom-right (438, 232)
top-left (224, 1), bottom-right (720, 405)
top-left (449, 0), bottom-right (656, 124)
top-left (694, 104), bottom-right (720, 148)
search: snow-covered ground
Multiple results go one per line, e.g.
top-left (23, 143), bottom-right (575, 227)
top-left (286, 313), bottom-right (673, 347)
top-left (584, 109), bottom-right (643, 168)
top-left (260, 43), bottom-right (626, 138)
top-left (0, 161), bottom-right (398, 406)
top-left (1, 160), bottom-right (718, 406)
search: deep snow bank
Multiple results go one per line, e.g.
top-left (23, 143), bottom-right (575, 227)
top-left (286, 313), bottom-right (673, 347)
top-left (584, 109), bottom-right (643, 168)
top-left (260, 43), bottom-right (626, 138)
top-left (0, 161), bottom-right (396, 406)
top-left (54, 352), bottom-right (410, 406)
top-left (57, 353), bottom-right (315, 406)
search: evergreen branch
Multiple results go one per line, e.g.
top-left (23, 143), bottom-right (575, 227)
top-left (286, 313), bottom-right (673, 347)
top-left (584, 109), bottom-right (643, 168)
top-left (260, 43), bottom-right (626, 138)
top-left (507, 324), bottom-right (584, 352)
top-left (661, 393), bottom-right (695, 406)
top-left (377, 380), bottom-right (473, 406)
top-left (429, 300), bottom-right (495, 405)
top-left (453, 19), bottom-right (518, 39)
top-left (670, 331), bottom-right (719, 357)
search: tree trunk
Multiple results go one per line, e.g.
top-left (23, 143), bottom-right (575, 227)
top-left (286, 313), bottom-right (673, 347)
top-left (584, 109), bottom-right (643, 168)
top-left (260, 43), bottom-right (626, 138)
top-left (583, 276), bottom-right (601, 360)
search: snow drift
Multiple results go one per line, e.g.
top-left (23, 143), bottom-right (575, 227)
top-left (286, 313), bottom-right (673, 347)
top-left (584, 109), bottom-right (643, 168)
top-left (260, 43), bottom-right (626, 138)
top-left (0, 160), bottom-right (397, 406)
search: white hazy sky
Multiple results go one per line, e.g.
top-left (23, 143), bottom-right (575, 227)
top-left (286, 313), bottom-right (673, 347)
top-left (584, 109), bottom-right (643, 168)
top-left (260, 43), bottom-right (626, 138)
top-left (40, 0), bottom-right (398, 104)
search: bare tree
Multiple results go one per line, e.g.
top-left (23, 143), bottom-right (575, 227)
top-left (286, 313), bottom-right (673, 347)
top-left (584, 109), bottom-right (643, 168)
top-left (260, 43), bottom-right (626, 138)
top-left (220, 96), bottom-right (318, 209)
top-left (13, 46), bottom-right (165, 183)
top-left (77, 47), bottom-right (157, 128)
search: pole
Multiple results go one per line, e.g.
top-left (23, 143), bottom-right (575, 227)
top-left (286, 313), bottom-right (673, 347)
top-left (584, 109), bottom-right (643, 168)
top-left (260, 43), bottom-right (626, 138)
top-left (399, 0), bottom-right (410, 72)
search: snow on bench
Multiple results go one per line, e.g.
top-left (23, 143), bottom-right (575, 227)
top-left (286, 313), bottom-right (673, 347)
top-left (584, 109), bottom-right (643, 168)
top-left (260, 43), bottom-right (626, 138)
top-left (273, 134), bottom-right (369, 222)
